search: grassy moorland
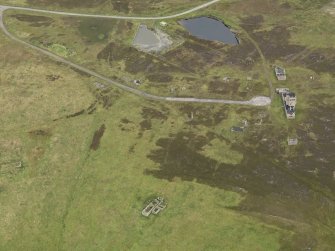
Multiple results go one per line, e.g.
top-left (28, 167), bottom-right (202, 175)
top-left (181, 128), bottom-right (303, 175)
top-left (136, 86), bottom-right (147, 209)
top-left (0, 0), bottom-right (215, 15)
top-left (3, 10), bottom-right (270, 100)
top-left (1, 0), bottom-right (335, 250)
top-left (0, 29), bottom-right (290, 250)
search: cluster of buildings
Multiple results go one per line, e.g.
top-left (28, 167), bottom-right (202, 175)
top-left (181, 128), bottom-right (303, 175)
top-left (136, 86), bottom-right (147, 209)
top-left (276, 87), bottom-right (297, 119)
top-left (275, 66), bottom-right (298, 145)
top-left (275, 66), bottom-right (297, 120)
top-left (142, 197), bottom-right (166, 217)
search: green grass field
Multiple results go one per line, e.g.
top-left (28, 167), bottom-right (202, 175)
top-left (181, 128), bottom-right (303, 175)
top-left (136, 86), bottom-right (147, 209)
top-left (0, 30), bottom-right (289, 250)
top-left (1, 0), bottom-right (335, 250)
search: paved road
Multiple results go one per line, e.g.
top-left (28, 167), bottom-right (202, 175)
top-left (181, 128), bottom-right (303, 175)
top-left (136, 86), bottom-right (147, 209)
top-left (0, 4), bottom-right (271, 106)
top-left (0, 0), bottom-right (220, 20)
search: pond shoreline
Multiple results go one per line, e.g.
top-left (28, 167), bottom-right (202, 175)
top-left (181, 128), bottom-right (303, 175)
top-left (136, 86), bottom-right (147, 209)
top-left (179, 16), bottom-right (239, 45)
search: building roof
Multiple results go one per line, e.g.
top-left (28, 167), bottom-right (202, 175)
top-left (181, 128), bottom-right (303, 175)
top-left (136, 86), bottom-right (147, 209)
top-left (275, 66), bottom-right (286, 75)
top-left (283, 92), bottom-right (296, 98)
top-left (231, 126), bottom-right (244, 132)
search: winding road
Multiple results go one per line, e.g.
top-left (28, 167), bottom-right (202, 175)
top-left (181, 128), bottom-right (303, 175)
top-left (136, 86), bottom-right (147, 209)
top-left (0, 2), bottom-right (271, 106)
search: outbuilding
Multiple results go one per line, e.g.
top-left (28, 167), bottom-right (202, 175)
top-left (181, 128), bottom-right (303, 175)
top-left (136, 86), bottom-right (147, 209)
top-left (275, 66), bottom-right (287, 81)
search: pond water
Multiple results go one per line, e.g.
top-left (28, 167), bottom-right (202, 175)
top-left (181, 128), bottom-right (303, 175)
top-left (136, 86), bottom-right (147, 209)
top-left (179, 17), bottom-right (238, 45)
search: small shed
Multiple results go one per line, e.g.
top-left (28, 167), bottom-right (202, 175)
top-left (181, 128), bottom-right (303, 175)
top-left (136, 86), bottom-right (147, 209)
top-left (275, 66), bottom-right (287, 81)
top-left (288, 138), bottom-right (298, 145)
top-left (276, 88), bottom-right (290, 94)
top-left (223, 76), bottom-right (230, 82)
top-left (231, 126), bottom-right (244, 133)
top-left (134, 80), bottom-right (141, 86)
top-left (160, 21), bottom-right (168, 27)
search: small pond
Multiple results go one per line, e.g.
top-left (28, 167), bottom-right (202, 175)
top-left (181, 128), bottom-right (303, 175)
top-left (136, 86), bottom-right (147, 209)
top-left (179, 17), bottom-right (238, 45)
